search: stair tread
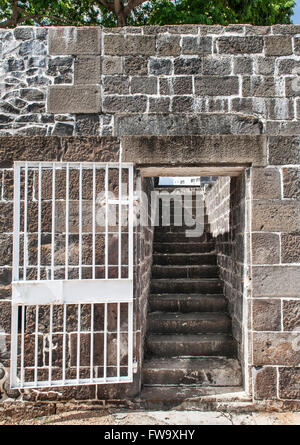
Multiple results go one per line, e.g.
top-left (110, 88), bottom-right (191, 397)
top-left (152, 264), bottom-right (217, 269)
top-left (151, 278), bottom-right (222, 282)
top-left (150, 293), bottom-right (225, 298)
top-left (141, 386), bottom-right (246, 401)
top-left (143, 356), bottom-right (240, 371)
top-left (148, 312), bottom-right (230, 321)
top-left (147, 333), bottom-right (235, 342)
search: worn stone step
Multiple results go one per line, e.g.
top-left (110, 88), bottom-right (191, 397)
top-left (154, 232), bottom-right (213, 243)
top-left (154, 242), bottom-right (215, 254)
top-left (150, 278), bottom-right (223, 294)
top-left (140, 385), bottom-right (247, 410)
top-left (153, 253), bottom-right (217, 266)
top-left (147, 312), bottom-right (231, 334)
top-left (152, 265), bottom-right (218, 279)
top-left (143, 357), bottom-right (242, 386)
top-left (154, 224), bottom-right (211, 234)
top-left (146, 333), bottom-right (237, 358)
top-left (149, 294), bottom-right (227, 313)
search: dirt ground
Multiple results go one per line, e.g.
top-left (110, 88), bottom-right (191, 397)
top-left (1, 409), bottom-right (300, 425)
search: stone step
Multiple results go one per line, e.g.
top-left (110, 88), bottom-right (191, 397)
top-left (140, 386), bottom-right (248, 410)
top-left (150, 278), bottom-right (223, 294)
top-left (153, 242), bottom-right (215, 254)
top-left (155, 223), bottom-right (211, 233)
top-left (143, 357), bottom-right (242, 386)
top-left (147, 312), bottom-right (231, 334)
top-left (146, 333), bottom-right (237, 358)
top-left (154, 232), bottom-right (213, 243)
top-left (153, 253), bottom-right (217, 266)
top-left (149, 294), bottom-right (227, 313)
top-left (152, 265), bottom-right (218, 279)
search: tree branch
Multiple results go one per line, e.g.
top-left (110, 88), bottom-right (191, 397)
top-left (96, 0), bottom-right (116, 12)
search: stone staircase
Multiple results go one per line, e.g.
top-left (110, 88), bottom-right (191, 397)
top-left (142, 188), bottom-right (242, 404)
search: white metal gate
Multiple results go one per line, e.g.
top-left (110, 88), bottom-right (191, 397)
top-left (10, 161), bottom-right (134, 389)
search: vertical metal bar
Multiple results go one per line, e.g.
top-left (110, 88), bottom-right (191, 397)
top-left (11, 163), bottom-right (21, 387)
top-left (92, 164), bottom-right (96, 280)
top-left (76, 303), bottom-right (81, 382)
top-left (12, 163), bottom-right (21, 282)
top-left (128, 165), bottom-right (134, 280)
top-left (37, 164), bottom-right (42, 281)
top-left (103, 303), bottom-right (107, 382)
top-left (79, 164), bottom-right (82, 280)
top-left (23, 163), bottom-right (28, 281)
top-left (48, 303), bottom-right (53, 384)
top-left (105, 165), bottom-right (109, 280)
top-left (117, 302), bottom-right (120, 381)
top-left (127, 301), bottom-right (133, 379)
top-left (65, 163), bottom-right (69, 280)
top-left (118, 164), bottom-right (122, 279)
top-left (20, 305), bottom-right (25, 387)
top-left (62, 304), bottom-right (67, 384)
top-left (90, 303), bottom-right (94, 380)
top-left (51, 164), bottom-right (56, 281)
top-left (34, 305), bottom-right (39, 385)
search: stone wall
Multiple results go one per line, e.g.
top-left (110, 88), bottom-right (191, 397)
top-left (205, 175), bottom-right (248, 376)
top-left (2, 24), bottom-right (300, 137)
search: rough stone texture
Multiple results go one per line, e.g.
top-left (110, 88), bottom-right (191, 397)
top-left (279, 368), bottom-right (300, 399)
top-left (49, 27), bottom-right (101, 55)
top-left (251, 168), bottom-right (281, 199)
top-left (282, 168), bottom-right (300, 198)
top-left (252, 266), bottom-right (300, 297)
top-left (252, 300), bottom-right (281, 331)
top-left (122, 135), bottom-right (266, 166)
top-left (48, 86), bottom-right (101, 114)
top-left (252, 233), bottom-right (280, 264)
top-left (252, 201), bottom-right (300, 232)
top-left (281, 233), bottom-right (300, 263)
top-left (74, 56), bottom-right (100, 85)
top-left (254, 367), bottom-right (277, 400)
top-left (283, 300), bottom-right (300, 331)
top-left (253, 332), bottom-right (300, 366)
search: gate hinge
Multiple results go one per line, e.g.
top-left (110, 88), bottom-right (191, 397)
top-left (133, 360), bottom-right (138, 373)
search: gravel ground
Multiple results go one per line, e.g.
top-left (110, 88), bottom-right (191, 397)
top-left (2, 409), bottom-right (300, 425)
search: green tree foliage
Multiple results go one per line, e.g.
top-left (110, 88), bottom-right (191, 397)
top-left (0, 0), bottom-right (295, 28)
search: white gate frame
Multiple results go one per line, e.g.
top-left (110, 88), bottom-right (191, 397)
top-left (10, 161), bottom-right (134, 389)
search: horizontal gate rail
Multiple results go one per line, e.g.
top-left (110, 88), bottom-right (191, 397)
top-left (11, 161), bottom-right (134, 389)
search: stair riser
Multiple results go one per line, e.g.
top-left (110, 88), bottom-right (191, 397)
top-left (151, 281), bottom-right (223, 294)
top-left (147, 318), bottom-right (231, 334)
top-left (146, 339), bottom-right (236, 358)
top-left (149, 297), bottom-right (227, 313)
top-left (153, 254), bottom-right (217, 266)
top-left (152, 265), bottom-right (218, 279)
top-left (154, 224), bottom-right (211, 233)
top-left (154, 233), bottom-right (213, 243)
top-left (154, 243), bottom-right (215, 254)
top-left (143, 368), bottom-right (242, 386)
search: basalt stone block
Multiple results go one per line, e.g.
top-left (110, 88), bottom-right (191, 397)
top-left (0, 136), bottom-right (60, 167)
top-left (14, 27), bottom-right (34, 41)
top-left (252, 167), bottom-right (281, 199)
top-left (156, 35), bottom-right (181, 56)
top-left (131, 77), bottom-right (158, 95)
top-left (252, 265), bottom-right (300, 297)
top-left (172, 77), bottom-right (193, 95)
top-left (282, 168), bottom-right (300, 198)
top-left (281, 233), bottom-right (300, 263)
top-left (252, 201), bottom-right (300, 232)
top-left (102, 57), bottom-right (123, 75)
top-left (233, 56), bottom-right (253, 75)
top-left (148, 97), bottom-right (170, 113)
top-left (252, 299), bottom-right (281, 331)
top-left (48, 85), bottom-right (101, 114)
top-left (0, 301), bottom-right (11, 332)
top-left (255, 57), bottom-right (275, 76)
top-left (121, 134), bottom-right (266, 166)
top-left (182, 36), bottom-right (212, 55)
top-left (202, 56), bottom-right (232, 76)
top-left (171, 96), bottom-right (194, 112)
top-left (253, 332), bottom-right (300, 366)
top-left (102, 95), bottom-right (147, 113)
top-left (283, 300), bottom-right (300, 331)
top-left (149, 58), bottom-right (172, 75)
top-left (124, 56), bottom-right (148, 75)
top-left (20, 88), bottom-right (44, 101)
top-left (264, 36), bottom-right (292, 56)
top-left (195, 76), bottom-right (239, 96)
top-left (19, 40), bottom-right (46, 56)
top-left (252, 232), bottom-right (280, 264)
top-left (49, 27), bottom-right (101, 55)
top-left (273, 24), bottom-right (300, 35)
top-left (103, 76), bottom-right (130, 94)
top-left (285, 76), bottom-right (300, 97)
top-left (174, 57), bottom-right (202, 75)
top-left (254, 367), bottom-right (277, 400)
top-left (243, 76), bottom-right (277, 97)
top-left (75, 114), bottom-right (100, 136)
top-left (279, 368), bottom-right (300, 399)
top-left (104, 34), bottom-right (155, 56)
top-left (62, 137), bottom-right (120, 162)
top-left (277, 58), bottom-right (300, 75)
top-left (268, 136), bottom-right (300, 165)
top-left (52, 122), bottom-right (74, 136)
top-left (217, 36), bottom-right (264, 54)
top-left (74, 56), bottom-right (100, 84)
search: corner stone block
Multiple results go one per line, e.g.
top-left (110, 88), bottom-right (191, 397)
top-left (254, 367), bottom-right (277, 400)
top-left (49, 27), bottom-right (101, 55)
top-left (252, 232), bottom-right (280, 264)
top-left (251, 167), bottom-right (281, 199)
top-left (252, 265), bottom-right (300, 297)
top-left (253, 332), bottom-right (300, 366)
top-left (48, 85), bottom-right (101, 114)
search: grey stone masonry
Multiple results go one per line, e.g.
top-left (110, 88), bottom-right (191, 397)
top-left (3, 25), bottom-right (300, 136)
